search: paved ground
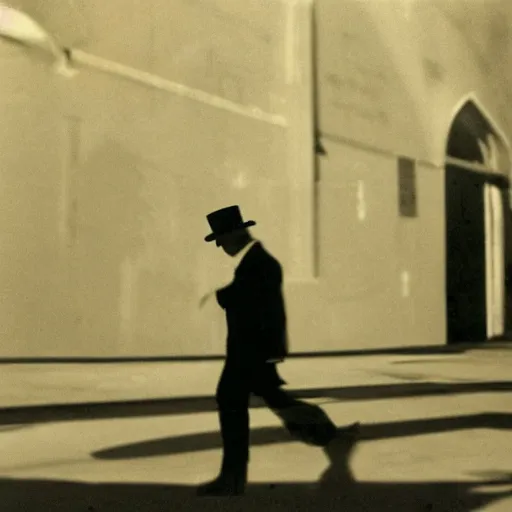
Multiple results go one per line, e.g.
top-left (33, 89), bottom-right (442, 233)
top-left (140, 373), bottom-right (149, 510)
top-left (0, 343), bottom-right (511, 511)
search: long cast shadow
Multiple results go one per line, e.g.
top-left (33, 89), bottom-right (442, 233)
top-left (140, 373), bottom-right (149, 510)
top-left (92, 412), bottom-right (512, 460)
top-left (0, 380), bottom-right (510, 426)
top-left (2, 417), bottom-right (512, 511)
top-left (0, 473), bottom-right (510, 512)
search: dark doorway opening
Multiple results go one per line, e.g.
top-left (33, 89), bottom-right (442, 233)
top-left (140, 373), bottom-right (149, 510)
top-left (445, 103), bottom-right (489, 344)
top-left (445, 164), bottom-right (487, 343)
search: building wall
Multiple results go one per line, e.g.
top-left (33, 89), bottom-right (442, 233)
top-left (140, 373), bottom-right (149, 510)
top-left (0, 0), bottom-right (510, 357)
top-left (287, 0), bottom-right (511, 353)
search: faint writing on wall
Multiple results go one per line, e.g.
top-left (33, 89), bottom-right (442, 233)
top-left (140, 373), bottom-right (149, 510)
top-left (398, 157), bottom-right (417, 218)
top-left (331, 98), bottom-right (389, 124)
top-left (326, 72), bottom-right (389, 125)
top-left (324, 28), bottom-right (391, 126)
top-left (187, 0), bottom-right (272, 44)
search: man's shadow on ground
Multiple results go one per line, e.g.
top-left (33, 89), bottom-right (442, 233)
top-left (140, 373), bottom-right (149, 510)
top-left (1, 413), bottom-right (512, 511)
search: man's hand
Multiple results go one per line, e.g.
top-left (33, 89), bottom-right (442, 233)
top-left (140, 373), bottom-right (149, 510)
top-left (199, 282), bottom-right (232, 309)
top-left (199, 291), bottom-right (215, 308)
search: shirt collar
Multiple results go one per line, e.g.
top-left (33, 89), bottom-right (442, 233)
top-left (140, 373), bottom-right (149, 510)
top-left (234, 239), bottom-right (257, 269)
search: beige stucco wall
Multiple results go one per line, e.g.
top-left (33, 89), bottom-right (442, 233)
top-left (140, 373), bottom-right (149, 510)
top-left (287, 0), bottom-right (511, 353)
top-left (315, 0), bottom-right (512, 163)
top-left (0, 0), bottom-right (510, 357)
top-left (0, 0), bottom-right (302, 357)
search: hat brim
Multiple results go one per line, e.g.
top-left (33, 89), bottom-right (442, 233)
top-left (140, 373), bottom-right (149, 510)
top-left (204, 220), bottom-right (256, 242)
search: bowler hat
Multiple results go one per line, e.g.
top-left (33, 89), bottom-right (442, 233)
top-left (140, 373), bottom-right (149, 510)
top-left (204, 205), bottom-right (256, 242)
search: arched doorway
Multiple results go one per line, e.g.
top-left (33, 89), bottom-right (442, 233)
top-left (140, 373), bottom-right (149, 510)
top-left (445, 100), bottom-right (510, 343)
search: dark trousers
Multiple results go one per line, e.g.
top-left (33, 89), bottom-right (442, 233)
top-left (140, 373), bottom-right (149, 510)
top-left (216, 358), bottom-right (301, 472)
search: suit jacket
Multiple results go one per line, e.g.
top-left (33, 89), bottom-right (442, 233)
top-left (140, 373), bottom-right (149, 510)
top-left (216, 241), bottom-right (288, 364)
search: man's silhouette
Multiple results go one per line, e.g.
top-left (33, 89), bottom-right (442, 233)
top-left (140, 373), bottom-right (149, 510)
top-left (197, 205), bottom-right (350, 497)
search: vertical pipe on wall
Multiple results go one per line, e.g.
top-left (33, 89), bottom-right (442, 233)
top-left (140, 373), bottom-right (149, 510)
top-left (284, 0), bottom-right (315, 280)
top-left (59, 116), bottom-right (81, 253)
top-left (311, 0), bottom-right (321, 278)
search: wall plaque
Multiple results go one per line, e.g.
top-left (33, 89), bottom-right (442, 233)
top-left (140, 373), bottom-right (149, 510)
top-left (398, 156), bottom-right (417, 217)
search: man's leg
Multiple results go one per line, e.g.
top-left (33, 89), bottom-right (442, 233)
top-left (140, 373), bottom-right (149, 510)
top-left (197, 361), bottom-right (250, 496)
top-left (259, 385), bottom-right (339, 446)
top-left (218, 380), bottom-right (250, 471)
top-left (252, 364), bottom-right (339, 446)
top-left (253, 364), bottom-right (360, 447)
top-left (250, 364), bottom-right (306, 436)
top-left (251, 362), bottom-right (300, 408)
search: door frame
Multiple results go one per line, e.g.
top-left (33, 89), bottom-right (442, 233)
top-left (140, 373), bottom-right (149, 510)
top-left (444, 95), bottom-right (511, 343)
top-left (445, 155), bottom-right (507, 341)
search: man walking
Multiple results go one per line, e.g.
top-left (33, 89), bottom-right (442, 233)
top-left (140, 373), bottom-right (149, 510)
top-left (197, 205), bottom-right (356, 496)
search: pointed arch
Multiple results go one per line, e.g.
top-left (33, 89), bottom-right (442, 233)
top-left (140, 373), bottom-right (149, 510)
top-left (444, 94), bottom-right (510, 344)
top-left (446, 94), bottom-right (510, 174)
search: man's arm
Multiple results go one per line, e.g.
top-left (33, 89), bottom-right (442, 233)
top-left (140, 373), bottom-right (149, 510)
top-left (216, 283), bottom-right (235, 309)
top-left (199, 279), bottom-right (234, 309)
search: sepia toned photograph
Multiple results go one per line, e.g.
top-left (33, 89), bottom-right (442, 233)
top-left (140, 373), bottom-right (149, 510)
top-left (0, 0), bottom-right (511, 510)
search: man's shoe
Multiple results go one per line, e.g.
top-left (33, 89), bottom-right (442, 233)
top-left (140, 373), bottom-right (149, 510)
top-left (196, 468), bottom-right (247, 497)
top-left (334, 422), bottom-right (361, 439)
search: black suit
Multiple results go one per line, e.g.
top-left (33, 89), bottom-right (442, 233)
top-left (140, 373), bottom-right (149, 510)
top-left (214, 241), bottom-right (298, 471)
top-left (216, 241), bottom-right (288, 365)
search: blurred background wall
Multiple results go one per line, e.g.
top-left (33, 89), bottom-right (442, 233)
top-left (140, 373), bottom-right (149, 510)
top-left (0, 0), bottom-right (510, 357)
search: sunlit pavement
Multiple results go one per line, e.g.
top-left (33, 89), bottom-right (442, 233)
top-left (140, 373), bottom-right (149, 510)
top-left (0, 343), bottom-right (511, 510)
